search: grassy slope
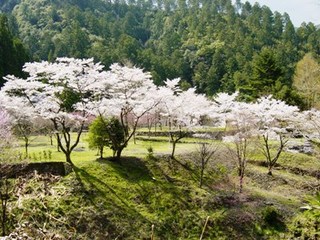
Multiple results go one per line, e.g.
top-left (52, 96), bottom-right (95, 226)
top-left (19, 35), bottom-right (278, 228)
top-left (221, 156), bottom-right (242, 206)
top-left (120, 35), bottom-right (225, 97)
top-left (6, 133), bottom-right (320, 239)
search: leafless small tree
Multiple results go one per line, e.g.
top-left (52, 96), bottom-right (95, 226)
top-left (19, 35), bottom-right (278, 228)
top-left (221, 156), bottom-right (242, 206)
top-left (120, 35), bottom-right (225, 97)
top-left (227, 134), bottom-right (251, 193)
top-left (260, 133), bottom-right (288, 175)
top-left (195, 142), bottom-right (218, 188)
top-left (225, 109), bottom-right (255, 193)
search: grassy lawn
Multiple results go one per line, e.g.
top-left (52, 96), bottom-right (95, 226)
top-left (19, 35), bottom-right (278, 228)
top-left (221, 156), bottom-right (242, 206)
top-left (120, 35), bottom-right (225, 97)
top-left (4, 132), bottom-right (320, 239)
top-left (15, 132), bottom-right (203, 163)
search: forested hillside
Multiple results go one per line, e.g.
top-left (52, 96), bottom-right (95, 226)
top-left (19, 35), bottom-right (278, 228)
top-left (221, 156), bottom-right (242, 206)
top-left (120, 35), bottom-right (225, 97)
top-left (0, 0), bottom-right (320, 104)
top-left (0, 14), bottom-right (29, 87)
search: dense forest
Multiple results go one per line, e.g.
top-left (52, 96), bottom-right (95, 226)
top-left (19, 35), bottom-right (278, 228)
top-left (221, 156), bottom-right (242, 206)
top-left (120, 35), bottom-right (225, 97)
top-left (0, 14), bottom-right (29, 87)
top-left (0, 0), bottom-right (320, 104)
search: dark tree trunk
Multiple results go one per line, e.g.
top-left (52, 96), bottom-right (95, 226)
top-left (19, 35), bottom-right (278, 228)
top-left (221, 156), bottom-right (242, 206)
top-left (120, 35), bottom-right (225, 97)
top-left (115, 146), bottom-right (124, 161)
top-left (65, 152), bottom-right (73, 165)
top-left (171, 141), bottom-right (177, 159)
top-left (239, 175), bottom-right (244, 193)
top-left (99, 146), bottom-right (104, 159)
top-left (200, 168), bottom-right (204, 188)
top-left (0, 179), bottom-right (9, 236)
top-left (50, 135), bottom-right (53, 146)
top-left (57, 137), bottom-right (60, 152)
top-left (24, 137), bottom-right (29, 155)
top-left (1, 196), bottom-right (6, 236)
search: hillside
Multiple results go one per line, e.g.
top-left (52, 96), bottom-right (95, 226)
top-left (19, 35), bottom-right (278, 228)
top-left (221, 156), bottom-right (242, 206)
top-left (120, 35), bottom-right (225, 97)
top-left (1, 134), bottom-right (320, 239)
top-left (0, 0), bottom-right (319, 102)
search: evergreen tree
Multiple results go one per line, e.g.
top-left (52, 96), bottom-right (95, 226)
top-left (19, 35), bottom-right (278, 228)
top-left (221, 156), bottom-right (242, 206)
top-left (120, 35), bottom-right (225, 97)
top-left (0, 14), bottom-right (29, 87)
top-left (250, 47), bottom-right (285, 98)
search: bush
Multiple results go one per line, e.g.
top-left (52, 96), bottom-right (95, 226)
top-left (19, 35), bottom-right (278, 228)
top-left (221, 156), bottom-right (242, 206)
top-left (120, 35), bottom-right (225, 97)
top-left (146, 146), bottom-right (154, 159)
top-left (287, 193), bottom-right (320, 239)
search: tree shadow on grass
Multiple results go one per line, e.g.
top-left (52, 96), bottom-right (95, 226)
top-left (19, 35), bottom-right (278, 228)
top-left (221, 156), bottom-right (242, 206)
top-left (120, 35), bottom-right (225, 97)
top-left (65, 165), bottom-right (153, 239)
top-left (97, 156), bottom-right (154, 182)
top-left (77, 156), bottom-right (218, 238)
top-left (99, 156), bottom-right (207, 237)
top-left (72, 165), bottom-right (151, 226)
top-left (148, 158), bottom-right (214, 237)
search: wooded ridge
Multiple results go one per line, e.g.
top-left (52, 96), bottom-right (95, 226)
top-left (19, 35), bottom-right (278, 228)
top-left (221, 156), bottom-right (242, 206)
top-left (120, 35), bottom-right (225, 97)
top-left (0, 0), bottom-right (319, 105)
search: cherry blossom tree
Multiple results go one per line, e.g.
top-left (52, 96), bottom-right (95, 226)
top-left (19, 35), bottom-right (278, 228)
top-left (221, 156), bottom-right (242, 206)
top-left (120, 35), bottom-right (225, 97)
top-left (222, 101), bottom-right (257, 193)
top-left (214, 93), bottom-right (302, 189)
top-left (251, 96), bottom-right (300, 175)
top-left (209, 92), bottom-right (239, 128)
top-left (138, 111), bottom-right (161, 137)
top-left (89, 63), bottom-right (162, 161)
top-left (0, 99), bottom-right (38, 155)
top-left (158, 78), bottom-right (212, 159)
top-left (0, 109), bottom-right (14, 157)
top-left (0, 109), bottom-right (15, 236)
top-left (219, 95), bottom-right (301, 190)
top-left (0, 58), bottom-right (108, 165)
top-left (206, 92), bottom-right (252, 192)
top-left (298, 109), bottom-right (320, 151)
top-left (0, 93), bottom-right (46, 156)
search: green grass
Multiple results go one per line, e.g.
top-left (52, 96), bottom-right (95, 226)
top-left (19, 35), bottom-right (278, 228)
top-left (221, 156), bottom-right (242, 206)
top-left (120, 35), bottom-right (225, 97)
top-left (4, 132), bottom-right (320, 239)
top-left (136, 126), bottom-right (226, 133)
top-left (15, 132), bottom-right (203, 163)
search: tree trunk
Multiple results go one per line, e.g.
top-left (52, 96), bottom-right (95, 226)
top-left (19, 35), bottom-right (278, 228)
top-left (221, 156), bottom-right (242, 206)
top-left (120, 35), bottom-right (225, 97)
top-left (57, 138), bottom-right (60, 152)
top-left (99, 146), bottom-right (104, 159)
top-left (1, 179), bottom-right (9, 237)
top-left (171, 141), bottom-right (177, 159)
top-left (24, 138), bottom-right (29, 155)
top-left (268, 166), bottom-right (273, 176)
top-left (239, 175), bottom-right (243, 193)
top-left (65, 152), bottom-right (73, 165)
top-left (115, 146), bottom-right (124, 161)
top-left (1, 196), bottom-right (6, 236)
top-left (200, 168), bottom-right (204, 188)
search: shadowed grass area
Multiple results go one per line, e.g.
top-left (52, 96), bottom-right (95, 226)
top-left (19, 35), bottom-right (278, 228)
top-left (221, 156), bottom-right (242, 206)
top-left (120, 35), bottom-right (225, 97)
top-left (5, 132), bottom-right (320, 239)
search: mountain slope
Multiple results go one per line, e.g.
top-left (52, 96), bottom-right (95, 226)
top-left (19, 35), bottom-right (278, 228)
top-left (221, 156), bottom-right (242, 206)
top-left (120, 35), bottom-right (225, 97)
top-left (1, 0), bottom-right (320, 102)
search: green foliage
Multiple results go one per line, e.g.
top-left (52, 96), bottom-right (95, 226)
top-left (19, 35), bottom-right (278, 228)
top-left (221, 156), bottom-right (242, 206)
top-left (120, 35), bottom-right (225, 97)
top-left (287, 193), bottom-right (320, 239)
top-left (0, 14), bottom-right (29, 87)
top-left (55, 89), bottom-right (81, 112)
top-left (105, 117), bottom-right (126, 158)
top-left (0, 178), bottom-right (15, 236)
top-left (251, 48), bottom-right (284, 95)
top-left (261, 206), bottom-right (285, 230)
top-left (293, 53), bottom-right (320, 109)
top-left (87, 116), bottom-right (110, 159)
top-left (87, 116), bottom-right (126, 159)
top-left (1, 0), bottom-right (319, 103)
top-left (146, 145), bottom-right (154, 159)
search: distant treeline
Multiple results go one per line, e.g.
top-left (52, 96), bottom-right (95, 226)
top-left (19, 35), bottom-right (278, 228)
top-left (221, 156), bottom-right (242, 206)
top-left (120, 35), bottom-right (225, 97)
top-left (0, 0), bottom-right (319, 105)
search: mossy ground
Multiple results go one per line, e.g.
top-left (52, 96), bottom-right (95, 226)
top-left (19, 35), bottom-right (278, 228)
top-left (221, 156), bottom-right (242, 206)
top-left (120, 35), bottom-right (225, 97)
top-left (3, 133), bottom-right (320, 239)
